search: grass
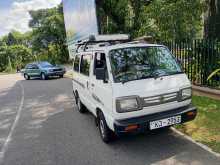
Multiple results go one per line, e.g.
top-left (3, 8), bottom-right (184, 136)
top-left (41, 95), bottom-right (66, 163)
top-left (176, 95), bottom-right (220, 153)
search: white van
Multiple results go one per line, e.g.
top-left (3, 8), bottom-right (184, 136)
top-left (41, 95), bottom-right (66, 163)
top-left (72, 35), bottom-right (197, 143)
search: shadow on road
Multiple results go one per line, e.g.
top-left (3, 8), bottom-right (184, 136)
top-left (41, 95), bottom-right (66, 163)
top-left (1, 78), bottom-right (219, 165)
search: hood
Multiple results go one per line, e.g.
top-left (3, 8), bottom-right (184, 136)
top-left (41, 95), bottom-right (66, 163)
top-left (112, 74), bottom-right (191, 98)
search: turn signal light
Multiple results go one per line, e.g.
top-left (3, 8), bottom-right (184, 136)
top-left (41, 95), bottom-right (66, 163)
top-left (187, 111), bottom-right (196, 117)
top-left (125, 125), bottom-right (138, 132)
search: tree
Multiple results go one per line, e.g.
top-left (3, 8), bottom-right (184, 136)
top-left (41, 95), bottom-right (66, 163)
top-left (0, 44), bottom-right (32, 72)
top-left (204, 0), bottom-right (220, 39)
top-left (96, 0), bottom-right (153, 36)
top-left (144, 0), bottom-right (204, 41)
top-left (29, 4), bottom-right (69, 64)
top-left (96, 0), bottom-right (204, 40)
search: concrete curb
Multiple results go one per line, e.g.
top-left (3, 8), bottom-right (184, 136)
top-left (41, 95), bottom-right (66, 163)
top-left (171, 127), bottom-right (220, 158)
top-left (192, 85), bottom-right (220, 96)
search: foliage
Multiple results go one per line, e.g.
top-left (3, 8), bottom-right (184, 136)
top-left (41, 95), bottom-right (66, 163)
top-left (0, 3), bottom-right (69, 72)
top-left (97, 0), bottom-right (204, 40)
top-left (207, 61), bottom-right (220, 81)
top-left (29, 4), bottom-right (69, 64)
top-left (144, 0), bottom-right (204, 41)
top-left (0, 44), bottom-right (32, 72)
top-left (208, 68), bottom-right (220, 80)
top-left (96, 0), bottom-right (153, 36)
top-left (204, 0), bottom-right (220, 39)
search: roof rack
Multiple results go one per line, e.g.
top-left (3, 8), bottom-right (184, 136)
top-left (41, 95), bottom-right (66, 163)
top-left (76, 34), bottom-right (131, 52)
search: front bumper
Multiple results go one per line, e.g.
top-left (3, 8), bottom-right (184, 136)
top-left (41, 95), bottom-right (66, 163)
top-left (46, 71), bottom-right (65, 76)
top-left (114, 104), bottom-right (197, 135)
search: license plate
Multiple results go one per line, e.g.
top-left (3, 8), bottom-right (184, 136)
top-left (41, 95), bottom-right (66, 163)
top-left (149, 116), bottom-right (181, 130)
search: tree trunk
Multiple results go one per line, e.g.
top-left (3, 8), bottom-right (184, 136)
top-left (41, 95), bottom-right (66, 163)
top-left (204, 0), bottom-right (220, 39)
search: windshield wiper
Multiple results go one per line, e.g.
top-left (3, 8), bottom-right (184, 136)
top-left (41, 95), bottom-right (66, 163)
top-left (121, 71), bottom-right (183, 84)
top-left (121, 79), bottom-right (136, 84)
top-left (153, 71), bottom-right (184, 79)
top-left (121, 75), bottom-right (154, 84)
top-left (169, 71), bottom-right (184, 75)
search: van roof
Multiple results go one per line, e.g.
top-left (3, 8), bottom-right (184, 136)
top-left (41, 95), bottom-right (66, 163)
top-left (105, 42), bottom-right (164, 50)
top-left (79, 42), bottom-right (165, 53)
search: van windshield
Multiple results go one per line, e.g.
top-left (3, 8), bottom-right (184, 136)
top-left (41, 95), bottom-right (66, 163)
top-left (109, 46), bottom-right (182, 83)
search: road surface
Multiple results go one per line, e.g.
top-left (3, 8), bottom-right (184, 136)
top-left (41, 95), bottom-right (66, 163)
top-left (0, 74), bottom-right (219, 165)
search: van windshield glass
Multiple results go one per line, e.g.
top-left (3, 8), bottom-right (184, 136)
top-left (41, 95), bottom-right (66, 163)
top-left (109, 46), bottom-right (182, 83)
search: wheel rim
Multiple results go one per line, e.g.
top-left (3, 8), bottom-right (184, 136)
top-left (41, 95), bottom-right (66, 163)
top-left (100, 120), bottom-right (105, 138)
top-left (42, 74), bottom-right (45, 80)
top-left (77, 98), bottom-right (81, 111)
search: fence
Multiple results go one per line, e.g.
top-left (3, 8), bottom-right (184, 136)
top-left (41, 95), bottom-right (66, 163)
top-left (164, 40), bottom-right (220, 88)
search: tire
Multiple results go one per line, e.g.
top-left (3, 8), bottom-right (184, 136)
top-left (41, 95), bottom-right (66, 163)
top-left (98, 112), bottom-right (115, 143)
top-left (75, 94), bottom-right (87, 113)
top-left (41, 73), bottom-right (47, 80)
top-left (24, 74), bottom-right (30, 80)
top-left (59, 75), bottom-right (64, 78)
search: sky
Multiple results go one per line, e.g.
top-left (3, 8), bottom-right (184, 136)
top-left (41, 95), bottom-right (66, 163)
top-left (0, 0), bottom-right (61, 37)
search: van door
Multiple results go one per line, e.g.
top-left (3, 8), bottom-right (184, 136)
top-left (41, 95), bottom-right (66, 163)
top-left (89, 52), bottom-right (112, 116)
top-left (78, 54), bottom-right (93, 110)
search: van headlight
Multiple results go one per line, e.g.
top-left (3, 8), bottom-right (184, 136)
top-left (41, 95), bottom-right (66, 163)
top-left (181, 87), bottom-right (192, 100)
top-left (116, 96), bottom-right (142, 113)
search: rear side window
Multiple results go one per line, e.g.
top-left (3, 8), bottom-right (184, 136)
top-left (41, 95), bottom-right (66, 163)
top-left (74, 55), bottom-right (80, 72)
top-left (25, 64), bottom-right (32, 69)
top-left (80, 55), bottom-right (91, 76)
top-left (32, 64), bottom-right (39, 69)
top-left (26, 64), bottom-right (34, 69)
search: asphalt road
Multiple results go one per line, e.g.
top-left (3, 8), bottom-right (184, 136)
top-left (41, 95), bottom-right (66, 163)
top-left (0, 74), bottom-right (220, 165)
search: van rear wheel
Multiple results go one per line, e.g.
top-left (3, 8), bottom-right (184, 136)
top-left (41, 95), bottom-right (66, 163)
top-left (75, 96), bottom-right (87, 113)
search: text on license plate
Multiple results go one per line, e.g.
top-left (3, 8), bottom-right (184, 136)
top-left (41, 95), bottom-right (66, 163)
top-left (149, 116), bottom-right (181, 130)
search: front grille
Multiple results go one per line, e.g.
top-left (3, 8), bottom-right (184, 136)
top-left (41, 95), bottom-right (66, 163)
top-left (142, 92), bottom-right (179, 107)
top-left (53, 69), bottom-right (62, 72)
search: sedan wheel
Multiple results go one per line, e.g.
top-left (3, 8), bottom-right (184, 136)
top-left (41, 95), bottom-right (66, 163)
top-left (41, 73), bottom-right (47, 80)
top-left (24, 74), bottom-right (30, 80)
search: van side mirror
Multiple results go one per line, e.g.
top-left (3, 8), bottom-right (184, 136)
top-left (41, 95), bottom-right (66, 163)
top-left (96, 68), bottom-right (105, 80)
top-left (96, 68), bottom-right (107, 82)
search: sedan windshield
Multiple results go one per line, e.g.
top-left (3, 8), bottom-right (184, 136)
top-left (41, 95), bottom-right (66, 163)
top-left (109, 46), bottom-right (182, 83)
top-left (39, 62), bottom-right (53, 68)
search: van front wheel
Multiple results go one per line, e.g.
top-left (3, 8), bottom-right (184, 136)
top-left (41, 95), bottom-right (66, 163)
top-left (98, 112), bottom-right (114, 143)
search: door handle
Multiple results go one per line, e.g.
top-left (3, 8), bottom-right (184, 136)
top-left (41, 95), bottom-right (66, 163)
top-left (91, 83), bottom-right (95, 87)
top-left (86, 81), bottom-right (89, 89)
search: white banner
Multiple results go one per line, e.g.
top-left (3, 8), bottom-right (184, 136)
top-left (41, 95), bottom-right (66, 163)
top-left (63, 0), bottom-right (98, 58)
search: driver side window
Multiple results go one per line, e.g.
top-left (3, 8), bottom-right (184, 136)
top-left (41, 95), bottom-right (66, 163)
top-left (94, 52), bottom-right (108, 80)
top-left (32, 64), bottom-right (39, 69)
